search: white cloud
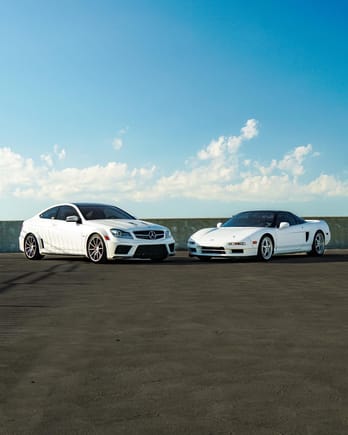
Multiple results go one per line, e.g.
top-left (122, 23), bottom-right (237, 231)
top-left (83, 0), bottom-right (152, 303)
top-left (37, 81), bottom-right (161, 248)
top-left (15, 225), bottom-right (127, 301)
top-left (112, 137), bottom-right (123, 151)
top-left (240, 118), bottom-right (259, 139)
top-left (54, 144), bottom-right (66, 160)
top-left (0, 148), bottom-right (41, 194)
top-left (40, 153), bottom-right (53, 167)
top-left (40, 144), bottom-right (66, 167)
top-left (198, 136), bottom-right (225, 160)
top-left (1, 120), bottom-right (347, 208)
top-left (13, 162), bottom-right (142, 200)
top-left (277, 144), bottom-right (313, 176)
top-left (307, 174), bottom-right (348, 197)
top-left (197, 119), bottom-right (258, 161)
top-left (112, 127), bottom-right (128, 151)
top-left (131, 166), bottom-right (156, 178)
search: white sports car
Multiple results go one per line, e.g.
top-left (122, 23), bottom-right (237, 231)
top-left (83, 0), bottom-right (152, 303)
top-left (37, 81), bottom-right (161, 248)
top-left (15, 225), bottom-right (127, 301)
top-left (19, 203), bottom-right (175, 263)
top-left (188, 210), bottom-right (331, 261)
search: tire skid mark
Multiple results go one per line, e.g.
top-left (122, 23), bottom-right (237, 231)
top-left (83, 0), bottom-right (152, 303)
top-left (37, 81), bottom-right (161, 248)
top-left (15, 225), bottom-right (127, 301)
top-left (0, 262), bottom-right (79, 294)
top-left (0, 305), bottom-right (49, 308)
top-left (0, 263), bottom-right (79, 341)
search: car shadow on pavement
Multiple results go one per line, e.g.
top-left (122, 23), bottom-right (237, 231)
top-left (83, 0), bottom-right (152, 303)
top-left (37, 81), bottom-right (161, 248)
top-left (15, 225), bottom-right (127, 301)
top-left (12, 251), bottom-right (348, 265)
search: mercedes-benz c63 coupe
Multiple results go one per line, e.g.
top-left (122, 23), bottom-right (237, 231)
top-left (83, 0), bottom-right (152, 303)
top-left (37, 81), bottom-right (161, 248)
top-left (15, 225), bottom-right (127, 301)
top-left (19, 203), bottom-right (175, 263)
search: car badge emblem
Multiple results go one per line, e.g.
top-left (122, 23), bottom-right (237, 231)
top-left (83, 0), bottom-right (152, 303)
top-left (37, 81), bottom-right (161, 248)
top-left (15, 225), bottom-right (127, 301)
top-left (149, 231), bottom-right (157, 240)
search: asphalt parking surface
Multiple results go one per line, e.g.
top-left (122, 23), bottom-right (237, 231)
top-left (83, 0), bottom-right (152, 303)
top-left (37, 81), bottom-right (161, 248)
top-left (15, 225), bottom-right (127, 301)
top-left (0, 251), bottom-right (348, 435)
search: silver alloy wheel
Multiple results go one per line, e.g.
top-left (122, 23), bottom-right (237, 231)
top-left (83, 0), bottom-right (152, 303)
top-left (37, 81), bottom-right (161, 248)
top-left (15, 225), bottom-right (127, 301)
top-left (313, 231), bottom-right (325, 255)
top-left (87, 234), bottom-right (106, 263)
top-left (24, 234), bottom-right (42, 260)
top-left (258, 236), bottom-right (273, 261)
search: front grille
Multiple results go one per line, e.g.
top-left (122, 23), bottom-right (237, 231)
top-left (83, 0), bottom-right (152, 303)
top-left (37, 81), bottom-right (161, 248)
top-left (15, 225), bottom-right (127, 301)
top-left (134, 230), bottom-right (164, 240)
top-left (201, 246), bottom-right (226, 254)
top-left (134, 244), bottom-right (167, 259)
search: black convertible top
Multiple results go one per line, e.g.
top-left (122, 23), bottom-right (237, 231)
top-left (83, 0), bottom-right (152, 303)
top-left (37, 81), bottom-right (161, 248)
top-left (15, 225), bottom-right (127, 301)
top-left (222, 210), bottom-right (305, 228)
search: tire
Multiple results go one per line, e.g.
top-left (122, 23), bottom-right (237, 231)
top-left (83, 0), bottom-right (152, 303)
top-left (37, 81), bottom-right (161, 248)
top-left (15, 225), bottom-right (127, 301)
top-left (87, 234), bottom-right (107, 263)
top-left (257, 235), bottom-right (273, 261)
top-left (24, 234), bottom-right (43, 260)
top-left (309, 231), bottom-right (325, 256)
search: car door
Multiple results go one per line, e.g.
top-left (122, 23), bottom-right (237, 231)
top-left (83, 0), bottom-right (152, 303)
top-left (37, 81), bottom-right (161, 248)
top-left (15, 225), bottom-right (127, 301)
top-left (37, 206), bottom-right (60, 253)
top-left (52, 205), bottom-right (85, 254)
top-left (275, 212), bottom-right (307, 253)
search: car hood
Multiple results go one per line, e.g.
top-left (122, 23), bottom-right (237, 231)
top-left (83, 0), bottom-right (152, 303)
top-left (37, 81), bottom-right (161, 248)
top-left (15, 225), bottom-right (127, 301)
top-left (85, 219), bottom-right (167, 231)
top-left (192, 227), bottom-right (262, 244)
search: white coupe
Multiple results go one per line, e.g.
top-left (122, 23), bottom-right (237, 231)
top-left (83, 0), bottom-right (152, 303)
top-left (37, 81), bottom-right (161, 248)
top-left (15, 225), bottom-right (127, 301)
top-left (188, 210), bottom-right (331, 261)
top-left (19, 203), bottom-right (175, 263)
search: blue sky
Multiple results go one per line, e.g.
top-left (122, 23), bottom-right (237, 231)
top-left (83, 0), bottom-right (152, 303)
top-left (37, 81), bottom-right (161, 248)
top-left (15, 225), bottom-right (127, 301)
top-left (1, 0), bottom-right (347, 219)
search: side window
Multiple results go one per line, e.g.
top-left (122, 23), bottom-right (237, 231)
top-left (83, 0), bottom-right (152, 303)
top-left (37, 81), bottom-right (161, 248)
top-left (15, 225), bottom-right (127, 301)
top-left (40, 206), bottom-right (59, 219)
top-left (56, 206), bottom-right (78, 221)
top-left (293, 214), bottom-right (305, 225)
top-left (277, 212), bottom-right (296, 227)
top-left (286, 213), bottom-right (297, 226)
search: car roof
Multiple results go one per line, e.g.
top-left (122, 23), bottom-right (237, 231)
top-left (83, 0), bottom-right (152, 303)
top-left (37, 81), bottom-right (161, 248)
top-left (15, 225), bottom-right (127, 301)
top-left (72, 202), bottom-right (113, 207)
top-left (237, 210), bottom-right (294, 214)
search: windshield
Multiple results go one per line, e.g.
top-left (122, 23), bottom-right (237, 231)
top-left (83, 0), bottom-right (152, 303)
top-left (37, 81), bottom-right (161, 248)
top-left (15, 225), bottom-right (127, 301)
top-left (77, 205), bottom-right (135, 220)
top-left (222, 211), bottom-right (276, 228)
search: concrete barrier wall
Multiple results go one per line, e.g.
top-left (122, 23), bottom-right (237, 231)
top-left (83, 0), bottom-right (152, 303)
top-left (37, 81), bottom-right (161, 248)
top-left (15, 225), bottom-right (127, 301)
top-left (0, 221), bottom-right (23, 253)
top-left (0, 217), bottom-right (347, 253)
top-left (150, 217), bottom-right (348, 250)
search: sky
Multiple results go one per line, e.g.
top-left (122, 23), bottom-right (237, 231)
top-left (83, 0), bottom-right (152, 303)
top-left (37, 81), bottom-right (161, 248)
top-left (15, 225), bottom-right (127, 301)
top-left (0, 0), bottom-right (347, 220)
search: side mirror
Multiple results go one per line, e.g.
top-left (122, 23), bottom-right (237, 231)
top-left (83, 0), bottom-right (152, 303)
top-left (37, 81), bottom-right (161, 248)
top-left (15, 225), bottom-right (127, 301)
top-left (279, 221), bottom-right (290, 230)
top-left (66, 215), bottom-right (80, 223)
top-left (217, 222), bottom-right (222, 228)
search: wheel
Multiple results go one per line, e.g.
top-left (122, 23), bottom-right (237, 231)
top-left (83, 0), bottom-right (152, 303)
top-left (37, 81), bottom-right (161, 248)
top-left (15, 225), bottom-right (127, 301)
top-left (197, 256), bottom-right (211, 262)
top-left (309, 231), bottom-right (325, 256)
top-left (24, 234), bottom-right (43, 260)
top-left (87, 234), bottom-right (107, 263)
top-left (257, 235), bottom-right (273, 261)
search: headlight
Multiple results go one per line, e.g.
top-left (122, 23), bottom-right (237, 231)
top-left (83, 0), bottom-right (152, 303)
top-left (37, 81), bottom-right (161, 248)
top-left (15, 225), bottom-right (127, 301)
top-left (165, 230), bottom-right (172, 239)
top-left (110, 228), bottom-right (133, 239)
top-left (188, 239), bottom-right (196, 245)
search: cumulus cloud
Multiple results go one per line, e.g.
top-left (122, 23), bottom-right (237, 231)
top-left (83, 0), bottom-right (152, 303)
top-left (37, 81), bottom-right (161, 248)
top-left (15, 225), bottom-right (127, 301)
top-left (40, 153), bottom-right (53, 167)
top-left (252, 144), bottom-right (316, 178)
top-left (241, 118), bottom-right (259, 139)
top-left (40, 144), bottom-right (66, 168)
top-left (1, 119), bottom-right (347, 207)
top-left (0, 148), bottom-right (41, 194)
top-left (277, 144), bottom-right (313, 176)
top-left (198, 119), bottom-right (258, 161)
top-left (12, 161), bottom-right (157, 201)
top-left (140, 120), bottom-right (347, 202)
top-left (307, 174), bottom-right (348, 196)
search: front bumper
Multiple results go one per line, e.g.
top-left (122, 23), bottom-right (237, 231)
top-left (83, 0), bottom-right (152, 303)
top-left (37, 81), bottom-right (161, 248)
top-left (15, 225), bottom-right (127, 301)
top-left (187, 243), bottom-right (257, 258)
top-left (105, 238), bottom-right (175, 260)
